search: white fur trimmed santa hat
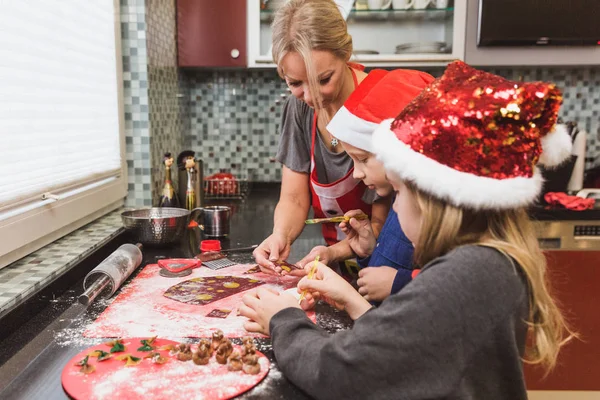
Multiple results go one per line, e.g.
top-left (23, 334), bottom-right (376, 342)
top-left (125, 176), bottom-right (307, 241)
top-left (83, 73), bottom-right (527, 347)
top-left (372, 60), bottom-right (572, 210)
top-left (327, 68), bottom-right (434, 152)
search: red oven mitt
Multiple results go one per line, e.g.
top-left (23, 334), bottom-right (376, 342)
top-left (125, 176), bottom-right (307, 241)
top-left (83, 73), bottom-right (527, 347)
top-left (544, 192), bottom-right (596, 211)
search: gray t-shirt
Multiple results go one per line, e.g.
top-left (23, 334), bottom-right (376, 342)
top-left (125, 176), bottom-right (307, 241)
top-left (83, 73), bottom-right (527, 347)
top-left (276, 95), bottom-right (376, 203)
top-left (270, 245), bottom-right (530, 400)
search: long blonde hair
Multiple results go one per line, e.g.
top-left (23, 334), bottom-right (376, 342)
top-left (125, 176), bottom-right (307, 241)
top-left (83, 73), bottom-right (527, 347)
top-left (271, 0), bottom-right (353, 112)
top-left (406, 182), bottom-right (573, 372)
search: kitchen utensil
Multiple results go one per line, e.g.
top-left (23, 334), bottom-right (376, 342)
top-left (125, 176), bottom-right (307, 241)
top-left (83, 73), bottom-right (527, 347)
top-left (197, 251), bottom-right (228, 263)
top-left (202, 257), bottom-right (237, 270)
top-left (158, 258), bottom-right (201, 273)
top-left (368, 0), bottom-right (392, 9)
top-left (298, 256), bottom-right (319, 304)
top-left (159, 268), bottom-right (193, 278)
top-left (196, 206), bottom-right (231, 237)
top-left (413, 0), bottom-right (431, 9)
top-left (393, 0), bottom-right (414, 9)
top-left (197, 250), bottom-right (237, 269)
top-left (305, 213), bottom-right (369, 224)
top-left (79, 243), bottom-right (143, 305)
top-left (157, 258), bottom-right (200, 278)
top-left (205, 172), bottom-right (239, 197)
top-left (121, 208), bottom-right (192, 245)
top-left (61, 337), bottom-right (270, 400)
top-left (196, 245), bottom-right (257, 269)
top-left (204, 170), bottom-right (253, 200)
top-left (395, 41), bottom-right (450, 54)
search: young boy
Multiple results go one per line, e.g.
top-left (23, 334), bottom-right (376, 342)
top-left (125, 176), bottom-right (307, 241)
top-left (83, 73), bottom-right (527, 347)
top-left (325, 68), bottom-right (433, 303)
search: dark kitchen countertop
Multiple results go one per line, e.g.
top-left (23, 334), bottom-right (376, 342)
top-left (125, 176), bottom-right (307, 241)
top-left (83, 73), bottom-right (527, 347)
top-left (1, 183), bottom-right (598, 399)
top-left (0, 185), bottom-right (349, 400)
top-left (529, 206), bottom-right (600, 221)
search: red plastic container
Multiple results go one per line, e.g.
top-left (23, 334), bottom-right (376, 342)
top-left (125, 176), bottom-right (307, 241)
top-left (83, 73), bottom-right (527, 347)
top-left (200, 239), bottom-right (221, 253)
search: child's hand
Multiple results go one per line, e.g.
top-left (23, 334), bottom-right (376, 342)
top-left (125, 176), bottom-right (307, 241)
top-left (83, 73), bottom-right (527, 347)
top-left (339, 210), bottom-right (376, 258)
top-left (298, 262), bottom-right (371, 320)
top-left (357, 266), bottom-right (397, 302)
top-left (293, 245), bottom-right (332, 276)
top-left (239, 287), bottom-right (300, 335)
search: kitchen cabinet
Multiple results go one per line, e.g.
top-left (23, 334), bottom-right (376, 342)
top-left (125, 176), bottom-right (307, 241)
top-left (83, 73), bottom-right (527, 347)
top-left (247, 0), bottom-right (466, 68)
top-left (177, 0), bottom-right (247, 68)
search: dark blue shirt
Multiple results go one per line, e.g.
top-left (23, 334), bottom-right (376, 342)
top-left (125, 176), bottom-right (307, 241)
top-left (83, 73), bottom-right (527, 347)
top-left (357, 205), bottom-right (414, 295)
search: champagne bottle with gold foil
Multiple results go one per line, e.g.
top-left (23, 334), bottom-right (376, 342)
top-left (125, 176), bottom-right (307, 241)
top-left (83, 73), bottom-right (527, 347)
top-left (159, 152), bottom-right (180, 208)
top-left (184, 157), bottom-right (196, 210)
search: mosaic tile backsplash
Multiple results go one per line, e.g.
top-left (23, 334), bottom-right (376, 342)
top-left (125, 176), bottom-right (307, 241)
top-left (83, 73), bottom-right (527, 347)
top-left (121, 0), bottom-right (187, 207)
top-left (146, 0), bottom-right (188, 207)
top-left (184, 67), bottom-right (600, 182)
top-left (121, 0), bottom-right (151, 207)
top-left (121, 0), bottom-right (599, 193)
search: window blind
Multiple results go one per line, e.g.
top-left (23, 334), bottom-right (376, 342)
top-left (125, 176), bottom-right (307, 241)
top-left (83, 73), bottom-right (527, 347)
top-left (0, 1), bottom-right (122, 210)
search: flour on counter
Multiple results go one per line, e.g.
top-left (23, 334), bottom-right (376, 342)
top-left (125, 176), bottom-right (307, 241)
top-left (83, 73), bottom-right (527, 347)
top-left (82, 263), bottom-right (315, 339)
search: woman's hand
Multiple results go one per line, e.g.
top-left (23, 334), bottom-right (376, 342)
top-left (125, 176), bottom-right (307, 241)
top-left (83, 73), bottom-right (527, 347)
top-left (253, 232), bottom-right (291, 274)
top-left (339, 210), bottom-right (376, 258)
top-left (297, 262), bottom-right (372, 320)
top-left (357, 266), bottom-right (397, 302)
top-left (239, 287), bottom-right (300, 335)
top-left (292, 245), bottom-right (332, 276)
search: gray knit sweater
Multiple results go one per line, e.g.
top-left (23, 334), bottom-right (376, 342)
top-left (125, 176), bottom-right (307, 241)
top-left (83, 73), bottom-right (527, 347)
top-left (270, 245), bottom-right (530, 400)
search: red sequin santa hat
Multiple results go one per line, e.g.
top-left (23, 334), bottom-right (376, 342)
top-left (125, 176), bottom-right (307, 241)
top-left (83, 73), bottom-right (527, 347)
top-left (327, 69), bottom-right (434, 152)
top-left (372, 61), bottom-right (572, 209)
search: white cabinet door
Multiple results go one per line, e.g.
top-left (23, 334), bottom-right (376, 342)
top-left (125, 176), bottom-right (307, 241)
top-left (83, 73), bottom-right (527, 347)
top-left (247, 0), bottom-right (466, 68)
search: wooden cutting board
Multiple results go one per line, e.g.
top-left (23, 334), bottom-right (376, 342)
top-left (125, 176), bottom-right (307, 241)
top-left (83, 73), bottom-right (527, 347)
top-left (61, 337), bottom-right (269, 400)
top-left (84, 263), bottom-right (315, 338)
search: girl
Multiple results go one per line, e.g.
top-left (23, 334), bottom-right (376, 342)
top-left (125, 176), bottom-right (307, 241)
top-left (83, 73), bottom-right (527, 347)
top-left (240, 61), bottom-right (573, 399)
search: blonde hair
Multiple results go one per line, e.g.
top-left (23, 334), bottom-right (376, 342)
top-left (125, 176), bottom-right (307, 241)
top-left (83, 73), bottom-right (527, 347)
top-left (271, 0), bottom-right (353, 111)
top-left (406, 182), bottom-right (573, 372)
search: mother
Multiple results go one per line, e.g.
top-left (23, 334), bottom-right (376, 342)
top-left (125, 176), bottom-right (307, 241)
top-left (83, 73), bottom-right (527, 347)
top-left (253, 0), bottom-right (389, 273)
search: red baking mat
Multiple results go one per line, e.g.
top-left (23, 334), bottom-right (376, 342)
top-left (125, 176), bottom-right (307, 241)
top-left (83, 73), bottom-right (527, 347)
top-left (84, 263), bottom-right (314, 338)
top-left (62, 337), bottom-right (269, 400)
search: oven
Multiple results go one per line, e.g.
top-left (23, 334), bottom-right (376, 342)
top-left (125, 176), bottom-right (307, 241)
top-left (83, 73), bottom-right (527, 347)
top-left (526, 217), bottom-right (600, 398)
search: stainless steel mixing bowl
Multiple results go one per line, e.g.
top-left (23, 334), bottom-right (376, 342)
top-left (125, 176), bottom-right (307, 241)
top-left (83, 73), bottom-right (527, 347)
top-left (121, 207), bottom-right (191, 245)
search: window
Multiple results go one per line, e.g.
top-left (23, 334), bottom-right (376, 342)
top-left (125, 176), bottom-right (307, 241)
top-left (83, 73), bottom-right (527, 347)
top-left (0, 0), bottom-right (127, 268)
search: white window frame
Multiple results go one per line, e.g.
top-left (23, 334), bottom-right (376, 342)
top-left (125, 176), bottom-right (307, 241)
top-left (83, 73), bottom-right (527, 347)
top-left (0, 0), bottom-right (128, 269)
